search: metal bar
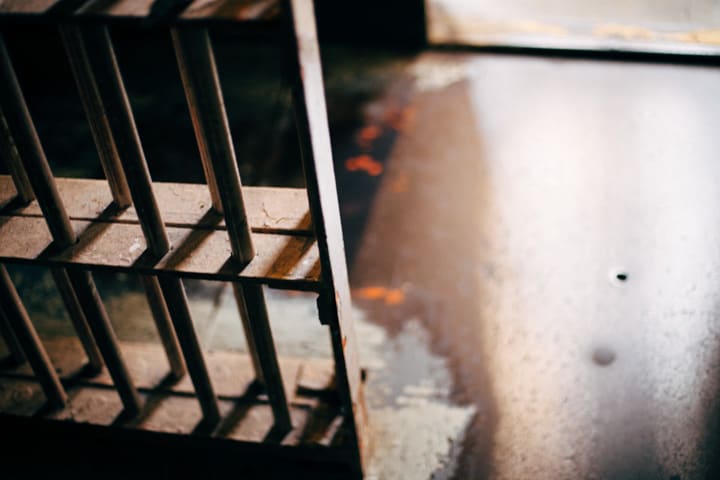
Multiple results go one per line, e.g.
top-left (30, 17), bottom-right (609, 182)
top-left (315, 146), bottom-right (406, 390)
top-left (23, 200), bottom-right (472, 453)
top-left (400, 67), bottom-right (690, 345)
top-left (157, 275), bottom-right (219, 423)
top-left (66, 268), bottom-right (141, 415)
top-left (0, 303), bottom-right (25, 365)
top-left (283, 0), bottom-right (365, 472)
top-left (141, 275), bottom-right (186, 379)
top-left (171, 26), bottom-right (291, 432)
top-left (80, 25), bottom-right (169, 256)
top-left (1, 100), bottom-right (105, 374)
top-left (61, 23), bottom-right (187, 382)
top-left (50, 268), bottom-right (104, 374)
top-left (0, 107), bottom-right (33, 204)
top-left (235, 284), bottom-right (291, 431)
top-left (0, 35), bottom-right (76, 247)
top-left (78, 25), bottom-right (219, 423)
top-left (0, 33), bottom-right (142, 415)
top-left (0, 265), bottom-right (67, 408)
top-left (59, 25), bottom-right (132, 208)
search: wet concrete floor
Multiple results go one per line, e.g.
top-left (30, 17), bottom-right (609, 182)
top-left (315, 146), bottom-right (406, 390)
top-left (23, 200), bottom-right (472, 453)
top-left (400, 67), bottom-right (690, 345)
top-left (3, 28), bottom-right (720, 478)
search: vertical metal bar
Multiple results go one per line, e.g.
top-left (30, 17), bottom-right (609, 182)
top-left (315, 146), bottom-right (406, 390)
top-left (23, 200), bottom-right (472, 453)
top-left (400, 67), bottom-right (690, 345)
top-left (0, 107), bottom-right (33, 203)
top-left (59, 25), bottom-right (132, 208)
top-left (172, 26), bottom-right (291, 432)
top-left (157, 275), bottom-right (218, 422)
top-left (0, 34), bottom-right (141, 415)
top-left (141, 275), bottom-right (186, 379)
top-left (0, 306), bottom-right (25, 365)
top-left (0, 265), bottom-right (67, 408)
top-left (1, 88), bottom-right (105, 374)
top-left (50, 268), bottom-right (104, 373)
top-left (80, 26), bottom-right (169, 255)
top-left (66, 269), bottom-right (141, 413)
top-left (0, 36), bottom-right (75, 247)
top-left (78, 25), bottom-right (219, 423)
top-left (283, 0), bottom-right (365, 473)
top-left (60, 24), bottom-right (187, 381)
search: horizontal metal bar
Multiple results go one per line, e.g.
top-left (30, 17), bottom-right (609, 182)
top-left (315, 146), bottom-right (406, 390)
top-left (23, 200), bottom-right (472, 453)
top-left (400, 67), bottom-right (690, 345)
top-left (0, 264), bottom-right (67, 409)
top-left (0, 176), bottom-right (312, 236)
top-left (0, 214), bottom-right (321, 289)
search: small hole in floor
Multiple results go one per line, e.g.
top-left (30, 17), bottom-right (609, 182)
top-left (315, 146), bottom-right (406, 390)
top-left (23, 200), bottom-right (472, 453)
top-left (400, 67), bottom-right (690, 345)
top-left (616, 272), bottom-right (628, 282)
top-left (592, 347), bottom-right (616, 366)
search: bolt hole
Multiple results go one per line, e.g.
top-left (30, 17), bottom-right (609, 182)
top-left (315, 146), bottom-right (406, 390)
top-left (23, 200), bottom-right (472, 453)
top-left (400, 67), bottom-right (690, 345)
top-left (615, 272), bottom-right (628, 282)
top-left (592, 347), bottom-right (616, 366)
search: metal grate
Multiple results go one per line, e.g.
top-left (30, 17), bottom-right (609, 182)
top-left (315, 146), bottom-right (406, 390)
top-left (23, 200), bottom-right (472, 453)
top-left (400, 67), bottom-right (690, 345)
top-left (0, 1), bottom-right (365, 477)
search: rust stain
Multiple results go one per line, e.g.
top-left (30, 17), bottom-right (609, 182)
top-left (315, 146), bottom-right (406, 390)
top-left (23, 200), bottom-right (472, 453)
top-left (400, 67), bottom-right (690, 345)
top-left (343, 335), bottom-right (347, 348)
top-left (357, 124), bottom-right (382, 148)
top-left (354, 286), bottom-right (406, 306)
top-left (345, 155), bottom-right (384, 176)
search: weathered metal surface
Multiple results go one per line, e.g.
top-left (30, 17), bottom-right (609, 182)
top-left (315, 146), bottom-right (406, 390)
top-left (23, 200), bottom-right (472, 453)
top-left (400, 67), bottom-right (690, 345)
top-left (77, 23), bottom-right (224, 424)
top-left (60, 25), bottom-right (133, 208)
top-left (50, 267), bottom-right (105, 373)
top-left (0, 265), bottom-right (67, 408)
top-left (0, 337), bottom-right (337, 442)
top-left (0, 214), bottom-right (321, 288)
top-left (66, 268), bottom-right (143, 414)
top-left (0, 0), bottom-right (63, 15)
top-left (157, 275), bottom-right (220, 423)
top-left (0, 36), bottom-right (76, 247)
top-left (0, 109), bottom-right (33, 204)
top-left (0, 176), bottom-right (313, 235)
top-left (140, 275), bottom-right (186, 379)
top-left (179, 0), bottom-right (280, 22)
top-left (172, 25), bottom-right (291, 432)
top-left (0, 32), bottom-right (143, 415)
top-left (284, 0), bottom-right (365, 474)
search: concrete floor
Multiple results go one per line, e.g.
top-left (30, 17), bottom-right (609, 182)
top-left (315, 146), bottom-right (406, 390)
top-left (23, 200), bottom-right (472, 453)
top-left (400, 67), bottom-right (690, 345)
top-left (4, 29), bottom-right (720, 478)
top-left (348, 52), bottom-right (720, 479)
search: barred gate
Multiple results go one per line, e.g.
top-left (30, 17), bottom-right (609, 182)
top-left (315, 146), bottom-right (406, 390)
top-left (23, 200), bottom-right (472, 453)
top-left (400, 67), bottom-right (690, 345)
top-left (0, 1), bottom-right (365, 477)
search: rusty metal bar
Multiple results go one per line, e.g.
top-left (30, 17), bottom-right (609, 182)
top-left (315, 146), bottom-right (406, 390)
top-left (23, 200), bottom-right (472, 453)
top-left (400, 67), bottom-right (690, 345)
top-left (283, 0), bottom-right (365, 471)
top-left (59, 25), bottom-right (132, 208)
top-left (157, 275), bottom-right (219, 423)
top-left (0, 35), bottom-right (75, 247)
top-left (78, 25), bottom-right (219, 423)
top-left (141, 275), bottom-right (186, 379)
top-left (66, 268), bottom-right (141, 414)
top-left (50, 268), bottom-right (104, 373)
top-left (0, 306), bottom-right (25, 365)
top-left (0, 107), bottom-right (33, 203)
top-left (0, 83), bottom-right (105, 374)
top-left (0, 33), bottom-right (142, 415)
top-left (0, 265), bottom-right (67, 408)
top-left (60, 24), bottom-right (187, 381)
top-left (172, 26), bottom-right (291, 432)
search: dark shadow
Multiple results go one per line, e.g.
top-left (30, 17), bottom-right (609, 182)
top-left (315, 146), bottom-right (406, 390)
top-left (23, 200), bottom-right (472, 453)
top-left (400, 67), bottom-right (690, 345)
top-left (214, 380), bottom-right (264, 438)
top-left (161, 209), bottom-right (223, 270)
